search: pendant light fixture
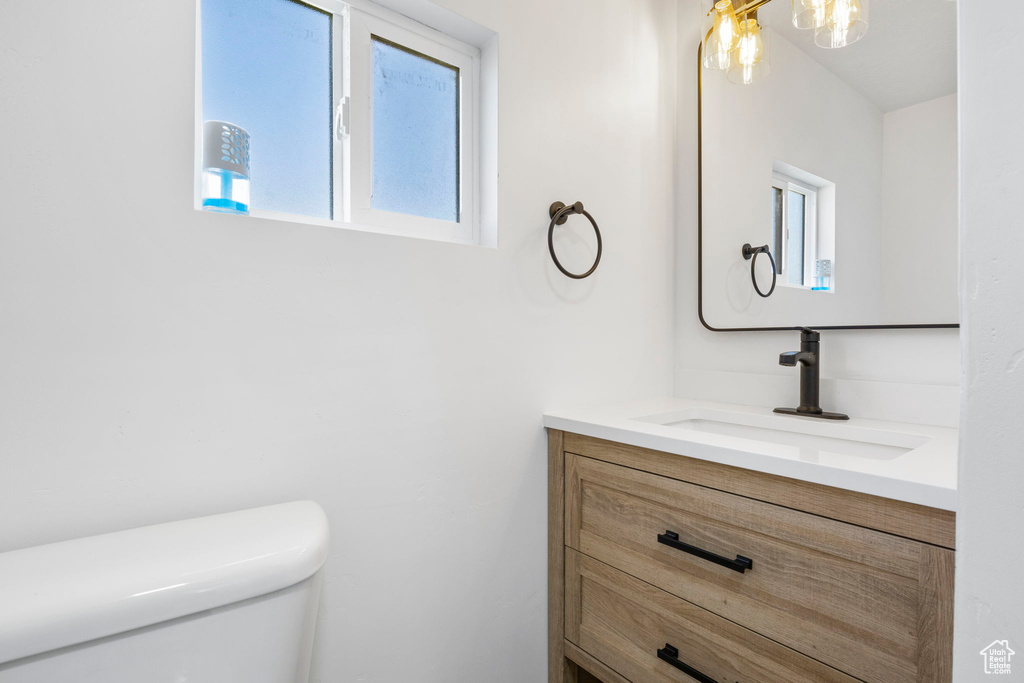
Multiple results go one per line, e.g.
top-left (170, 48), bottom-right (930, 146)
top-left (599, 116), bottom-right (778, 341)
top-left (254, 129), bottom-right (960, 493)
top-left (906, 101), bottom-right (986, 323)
top-left (813, 0), bottom-right (869, 49)
top-left (703, 0), bottom-right (769, 84)
top-left (727, 16), bottom-right (770, 85)
top-left (702, 0), bottom-right (870, 87)
top-left (703, 0), bottom-right (742, 70)
top-left (792, 0), bottom-right (828, 29)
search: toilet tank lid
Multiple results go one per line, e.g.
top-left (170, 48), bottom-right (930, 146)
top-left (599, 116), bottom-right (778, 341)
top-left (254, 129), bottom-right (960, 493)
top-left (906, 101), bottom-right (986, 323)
top-left (0, 501), bottom-right (329, 666)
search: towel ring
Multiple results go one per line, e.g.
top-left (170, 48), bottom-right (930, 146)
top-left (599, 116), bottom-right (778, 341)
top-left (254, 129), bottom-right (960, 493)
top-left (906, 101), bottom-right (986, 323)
top-left (548, 201), bottom-right (603, 279)
top-left (742, 243), bottom-right (777, 298)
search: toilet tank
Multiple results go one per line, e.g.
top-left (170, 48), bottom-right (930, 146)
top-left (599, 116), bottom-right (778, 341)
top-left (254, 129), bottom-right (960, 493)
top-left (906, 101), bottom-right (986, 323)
top-left (0, 501), bottom-right (329, 683)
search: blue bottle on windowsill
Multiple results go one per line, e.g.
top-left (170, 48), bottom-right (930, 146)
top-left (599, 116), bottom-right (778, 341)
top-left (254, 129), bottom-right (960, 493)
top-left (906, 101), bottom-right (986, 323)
top-left (812, 259), bottom-right (832, 291)
top-left (202, 121), bottom-right (251, 215)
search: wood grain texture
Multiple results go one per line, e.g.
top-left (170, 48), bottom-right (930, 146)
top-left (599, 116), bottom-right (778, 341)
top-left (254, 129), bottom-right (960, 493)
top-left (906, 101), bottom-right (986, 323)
top-left (564, 641), bottom-right (632, 683)
top-left (548, 429), bottom-right (576, 683)
top-left (916, 544), bottom-right (955, 682)
top-left (566, 549), bottom-right (861, 683)
top-left (566, 452), bottom-right (952, 683)
top-left (564, 432), bottom-right (956, 548)
top-left (564, 548), bottom-right (582, 645)
top-left (563, 658), bottom-right (580, 683)
top-left (564, 450), bottom-right (583, 550)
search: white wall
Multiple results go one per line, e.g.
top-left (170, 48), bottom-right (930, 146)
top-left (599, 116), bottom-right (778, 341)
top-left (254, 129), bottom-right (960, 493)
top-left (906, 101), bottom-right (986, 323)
top-left (702, 31), bottom-right (884, 328)
top-left (882, 93), bottom-right (959, 323)
top-left (0, 1), bottom-right (677, 680)
top-left (954, 0), bottom-right (1024, 677)
top-left (675, 8), bottom-right (960, 427)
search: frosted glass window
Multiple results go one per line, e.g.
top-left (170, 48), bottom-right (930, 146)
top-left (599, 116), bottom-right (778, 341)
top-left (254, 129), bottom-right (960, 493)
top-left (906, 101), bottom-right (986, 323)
top-left (787, 190), bottom-right (806, 286)
top-left (771, 186), bottom-right (784, 274)
top-left (202, 0), bottom-right (332, 219)
top-left (371, 37), bottom-right (459, 222)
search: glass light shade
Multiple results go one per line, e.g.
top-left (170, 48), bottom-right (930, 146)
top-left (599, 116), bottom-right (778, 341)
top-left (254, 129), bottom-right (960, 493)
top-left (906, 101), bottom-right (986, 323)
top-left (703, 0), bottom-right (741, 70)
top-left (814, 0), bottom-right (869, 48)
top-left (792, 0), bottom-right (828, 29)
top-left (727, 19), bottom-right (770, 85)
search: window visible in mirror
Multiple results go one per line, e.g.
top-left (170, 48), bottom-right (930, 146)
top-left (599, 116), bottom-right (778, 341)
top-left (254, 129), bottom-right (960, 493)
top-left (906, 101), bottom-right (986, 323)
top-left (772, 186), bottom-right (784, 269)
top-left (771, 170), bottom-right (823, 290)
top-left (787, 189), bottom-right (807, 286)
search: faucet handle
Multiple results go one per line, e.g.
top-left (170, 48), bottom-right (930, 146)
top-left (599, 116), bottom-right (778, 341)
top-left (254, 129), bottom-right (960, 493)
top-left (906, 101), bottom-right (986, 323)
top-left (798, 327), bottom-right (820, 342)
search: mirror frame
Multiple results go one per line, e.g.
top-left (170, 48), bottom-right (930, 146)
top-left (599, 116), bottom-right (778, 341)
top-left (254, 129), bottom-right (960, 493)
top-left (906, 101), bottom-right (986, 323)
top-left (695, 1), bottom-right (960, 332)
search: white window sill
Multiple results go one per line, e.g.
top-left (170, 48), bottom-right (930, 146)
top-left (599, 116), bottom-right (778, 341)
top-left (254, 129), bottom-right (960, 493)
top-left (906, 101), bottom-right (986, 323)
top-left (195, 205), bottom-right (496, 249)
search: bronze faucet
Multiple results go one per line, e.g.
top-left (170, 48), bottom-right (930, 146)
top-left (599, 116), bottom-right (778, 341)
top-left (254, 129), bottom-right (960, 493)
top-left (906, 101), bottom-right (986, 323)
top-left (774, 328), bottom-right (849, 420)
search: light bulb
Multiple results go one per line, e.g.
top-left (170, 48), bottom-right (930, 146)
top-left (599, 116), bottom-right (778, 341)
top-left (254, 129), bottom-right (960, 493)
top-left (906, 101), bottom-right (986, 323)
top-left (703, 0), bottom-right (741, 70)
top-left (736, 19), bottom-right (763, 68)
top-left (831, 0), bottom-right (861, 27)
top-left (793, 0), bottom-right (827, 29)
top-left (814, 0), bottom-right (869, 48)
top-left (714, 0), bottom-right (741, 51)
top-left (727, 18), bottom-right (769, 85)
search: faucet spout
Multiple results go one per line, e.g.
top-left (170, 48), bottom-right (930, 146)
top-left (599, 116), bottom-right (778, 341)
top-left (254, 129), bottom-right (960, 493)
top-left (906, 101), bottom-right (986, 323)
top-left (779, 350), bottom-right (816, 367)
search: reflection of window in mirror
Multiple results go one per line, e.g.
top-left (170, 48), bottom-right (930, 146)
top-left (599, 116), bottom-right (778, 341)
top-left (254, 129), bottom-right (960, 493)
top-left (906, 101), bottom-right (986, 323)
top-left (770, 160), bottom-right (836, 292)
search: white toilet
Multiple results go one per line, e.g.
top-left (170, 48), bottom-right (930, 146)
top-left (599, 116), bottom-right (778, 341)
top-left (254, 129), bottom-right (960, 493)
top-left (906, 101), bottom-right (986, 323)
top-left (0, 501), bottom-right (329, 682)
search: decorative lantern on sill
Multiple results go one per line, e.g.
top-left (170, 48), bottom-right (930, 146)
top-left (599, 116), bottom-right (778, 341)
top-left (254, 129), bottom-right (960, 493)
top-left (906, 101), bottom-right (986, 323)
top-left (202, 120), bottom-right (251, 215)
top-left (813, 258), bottom-right (833, 291)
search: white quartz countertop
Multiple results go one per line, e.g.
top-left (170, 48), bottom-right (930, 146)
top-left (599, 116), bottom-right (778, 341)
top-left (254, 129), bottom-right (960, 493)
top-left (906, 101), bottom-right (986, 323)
top-left (543, 397), bottom-right (958, 511)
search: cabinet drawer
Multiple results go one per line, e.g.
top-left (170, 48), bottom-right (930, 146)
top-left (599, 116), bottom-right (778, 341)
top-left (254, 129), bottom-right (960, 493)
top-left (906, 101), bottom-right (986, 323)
top-left (565, 454), bottom-right (953, 683)
top-left (565, 549), bottom-right (858, 683)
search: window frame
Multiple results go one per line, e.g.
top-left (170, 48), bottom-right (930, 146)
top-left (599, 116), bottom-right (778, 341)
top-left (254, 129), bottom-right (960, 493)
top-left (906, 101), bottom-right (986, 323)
top-left (347, 9), bottom-right (478, 243)
top-left (771, 171), bottom-right (818, 290)
top-left (195, 0), bottom-right (482, 245)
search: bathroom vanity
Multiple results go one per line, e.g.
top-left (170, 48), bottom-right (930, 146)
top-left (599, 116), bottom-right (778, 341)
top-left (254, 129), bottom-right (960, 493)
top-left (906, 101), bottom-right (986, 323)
top-left (545, 399), bottom-right (956, 683)
top-left (546, 0), bottom-right (961, 678)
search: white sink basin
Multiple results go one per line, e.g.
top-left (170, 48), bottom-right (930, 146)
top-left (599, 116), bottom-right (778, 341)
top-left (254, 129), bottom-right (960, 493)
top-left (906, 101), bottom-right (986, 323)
top-left (543, 398), bottom-right (958, 510)
top-left (634, 408), bottom-right (929, 462)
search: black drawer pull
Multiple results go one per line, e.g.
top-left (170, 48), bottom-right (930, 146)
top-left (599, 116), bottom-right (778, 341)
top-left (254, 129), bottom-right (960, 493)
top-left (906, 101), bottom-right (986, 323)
top-left (657, 644), bottom-right (718, 683)
top-left (657, 530), bottom-right (753, 573)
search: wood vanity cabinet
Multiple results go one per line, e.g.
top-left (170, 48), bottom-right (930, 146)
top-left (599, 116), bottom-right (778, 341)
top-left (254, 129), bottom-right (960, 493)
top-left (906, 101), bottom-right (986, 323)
top-left (548, 430), bottom-right (956, 683)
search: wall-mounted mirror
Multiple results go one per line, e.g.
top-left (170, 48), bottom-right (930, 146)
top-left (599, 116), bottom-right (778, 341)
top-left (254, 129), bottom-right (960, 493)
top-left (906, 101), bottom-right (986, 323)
top-left (698, 0), bottom-right (959, 330)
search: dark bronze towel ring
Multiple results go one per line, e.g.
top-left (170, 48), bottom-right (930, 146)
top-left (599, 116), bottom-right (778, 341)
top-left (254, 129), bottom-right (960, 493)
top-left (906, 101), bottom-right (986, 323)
top-left (742, 243), bottom-right (776, 298)
top-left (548, 201), bottom-right (603, 279)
